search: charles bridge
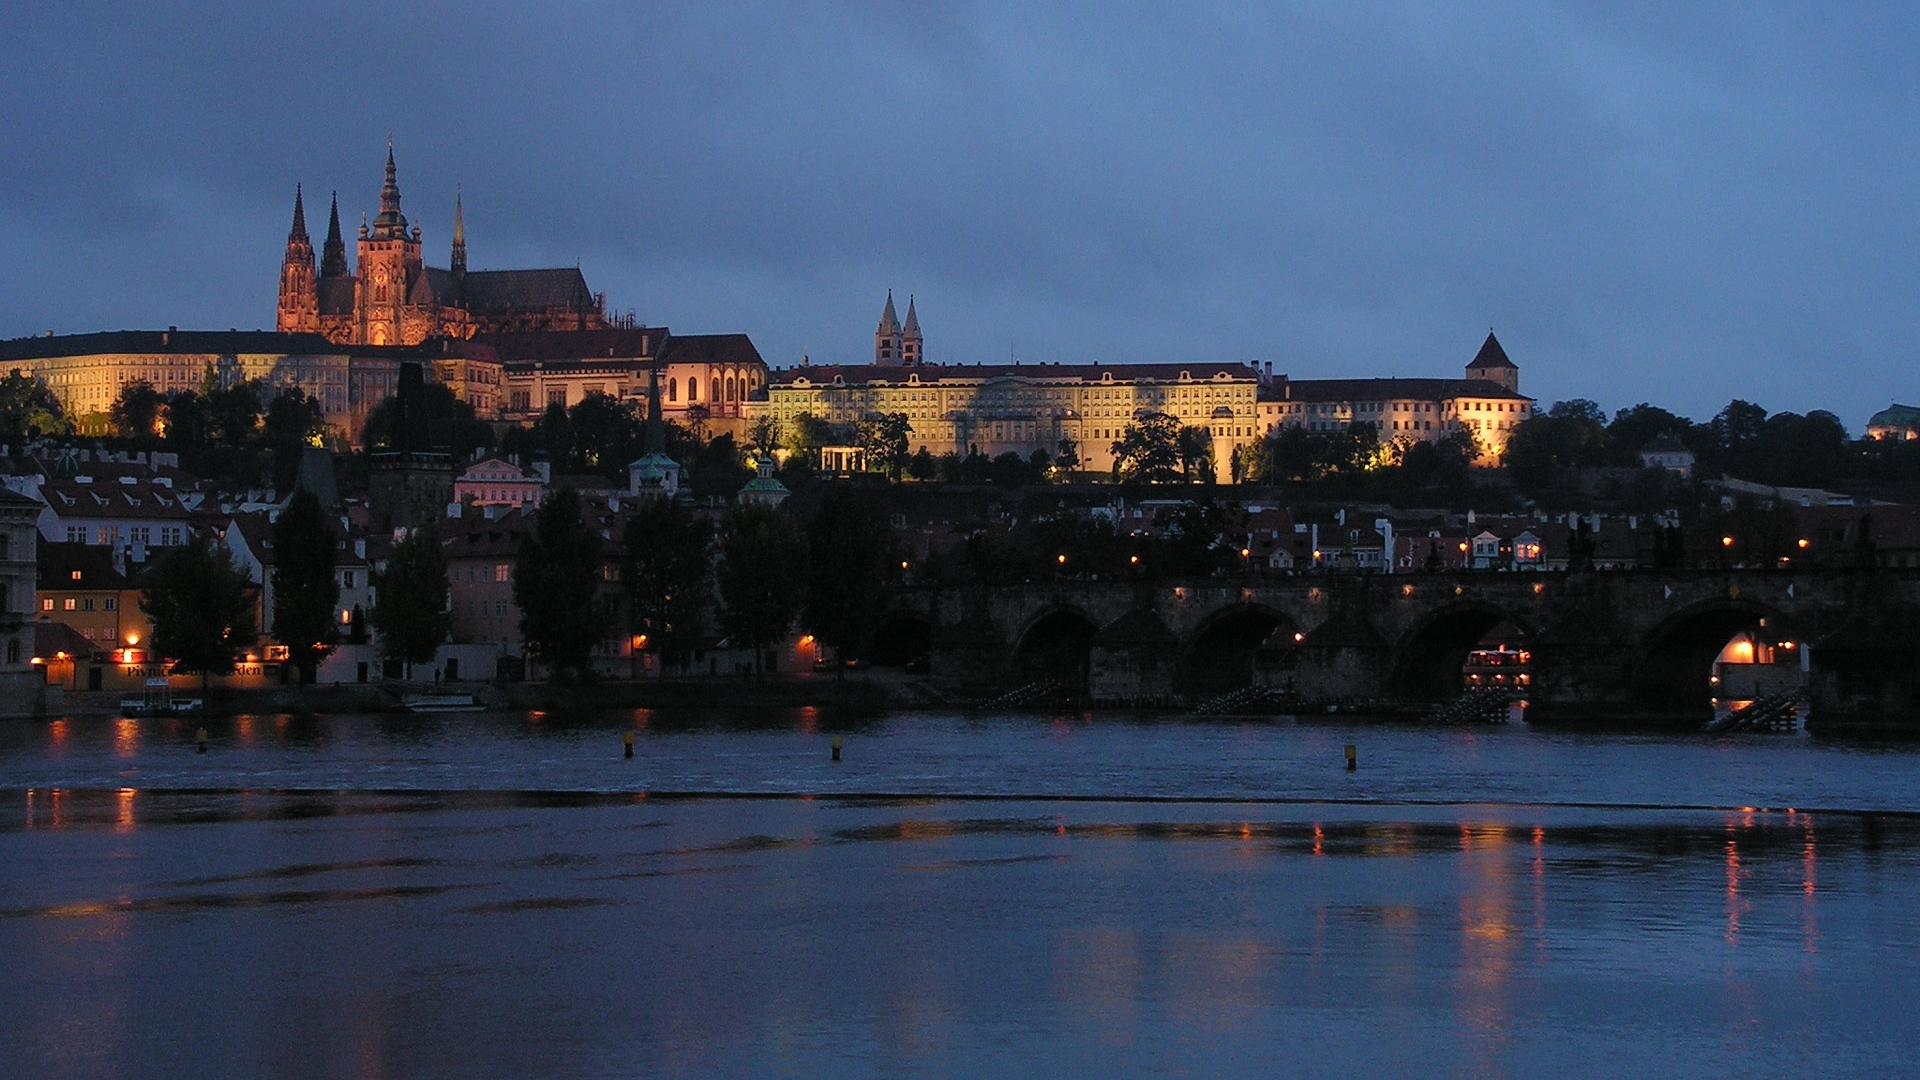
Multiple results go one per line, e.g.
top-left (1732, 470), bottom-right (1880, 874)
top-left (883, 568), bottom-right (1920, 724)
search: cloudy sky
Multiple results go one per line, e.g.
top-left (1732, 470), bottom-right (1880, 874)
top-left (3, 2), bottom-right (1917, 425)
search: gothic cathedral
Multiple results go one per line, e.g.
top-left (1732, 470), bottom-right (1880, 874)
top-left (277, 145), bottom-right (608, 346)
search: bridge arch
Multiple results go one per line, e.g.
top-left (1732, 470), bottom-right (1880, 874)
top-left (1390, 601), bottom-right (1532, 700)
top-left (1630, 598), bottom-right (1802, 714)
top-left (1011, 605), bottom-right (1100, 690)
top-left (1175, 603), bottom-right (1302, 696)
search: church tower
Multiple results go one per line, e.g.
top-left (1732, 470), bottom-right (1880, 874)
top-left (275, 185), bottom-right (319, 334)
top-left (875, 290), bottom-right (903, 364)
top-left (901, 294), bottom-right (922, 365)
top-left (356, 143), bottom-right (425, 346)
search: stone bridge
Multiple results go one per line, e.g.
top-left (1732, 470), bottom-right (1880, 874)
top-left (881, 569), bottom-right (1920, 724)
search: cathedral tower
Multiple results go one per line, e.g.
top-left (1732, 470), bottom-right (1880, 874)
top-left (356, 143), bottom-right (425, 346)
top-left (275, 185), bottom-right (319, 334)
top-left (875, 290), bottom-right (903, 364)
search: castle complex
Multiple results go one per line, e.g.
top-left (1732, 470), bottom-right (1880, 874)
top-left (276, 146), bottom-right (607, 345)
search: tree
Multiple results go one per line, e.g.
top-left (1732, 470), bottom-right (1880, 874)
top-left (0, 370), bottom-right (67, 445)
top-left (860, 412), bottom-right (913, 480)
top-left (162, 390), bottom-right (211, 447)
top-left (264, 388), bottom-right (328, 493)
top-left (687, 433), bottom-right (752, 499)
top-left (746, 414), bottom-right (783, 457)
top-left (270, 489), bottom-right (340, 683)
top-left (684, 403), bottom-right (711, 442)
top-left (716, 503), bottom-right (805, 672)
top-left (907, 447), bottom-right (937, 481)
top-left (373, 525), bottom-right (451, 677)
top-left (1111, 412), bottom-right (1183, 482)
top-left (802, 487), bottom-right (897, 677)
top-left (1054, 437), bottom-right (1081, 472)
top-left (785, 411), bottom-right (835, 465)
top-left (140, 536), bottom-right (256, 688)
top-left (624, 496), bottom-right (712, 671)
top-left (365, 381), bottom-right (496, 461)
top-left (207, 380), bottom-right (264, 444)
top-left (111, 380), bottom-right (165, 441)
top-left (1177, 425), bottom-right (1215, 482)
top-left (514, 488), bottom-right (608, 681)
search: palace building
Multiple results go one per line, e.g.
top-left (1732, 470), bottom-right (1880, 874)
top-left (276, 146), bottom-right (607, 346)
top-left (1257, 333), bottom-right (1535, 463)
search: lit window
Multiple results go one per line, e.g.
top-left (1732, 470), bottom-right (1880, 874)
top-left (63, 598), bottom-right (76, 611)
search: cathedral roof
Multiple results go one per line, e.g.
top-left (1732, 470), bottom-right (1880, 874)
top-left (460, 268), bottom-right (596, 314)
top-left (1467, 332), bottom-right (1517, 370)
top-left (902, 295), bottom-right (919, 336)
top-left (878, 291), bottom-right (900, 334)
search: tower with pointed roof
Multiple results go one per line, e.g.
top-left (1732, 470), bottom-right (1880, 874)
top-left (875, 290), bottom-right (903, 364)
top-left (900, 294), bottom-right (922, 365)
top-left (316, 192), bottom-right (355, 341)
top-left (275, 185), bottom-right (320, 334)
top-left (450, 191), bottom-right (467, 291)
top-left (1465, 331), bottom-right (1519, 393)
top-left (355, 143), bottom-right (425, 346)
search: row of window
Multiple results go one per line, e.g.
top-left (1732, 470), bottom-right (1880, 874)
top-left (64, 525), bottom-right (185, 546)
top-left (43, 596), bottom-right (117, 612)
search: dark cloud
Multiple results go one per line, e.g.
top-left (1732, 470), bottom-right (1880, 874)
top-left (3, 2), bottom-right (1919, 426)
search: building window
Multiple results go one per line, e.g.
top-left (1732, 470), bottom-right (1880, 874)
top-left (548, 389), bottom-right (567, 408)
top-left (131, 526), bottom-right (150, 544)
top-left (40, 598), bottom-right (52, 612)
top-left (67, 526), bottom-right (85, 543)
top-left (82, 598), bottom-right (94, 611)
top-left (64, 598), bottom-right (76, 611)
top-left (161, 526), bottom-right (183, 545)
top-left (103, 597), bottom-right (116, 611)
top-left (495, 564), bottom-right (509, 582)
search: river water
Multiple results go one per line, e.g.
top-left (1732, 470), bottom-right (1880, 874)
top-left (3, 708), bottom-right (1919, 1078)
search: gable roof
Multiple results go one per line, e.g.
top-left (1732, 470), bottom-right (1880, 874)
top-left (771, 361), bottom-right (1258, 387)
top-left (658, 333), bottom-right (764, 368)
top-left (461, 268), bottom-right (596, 314)
top-left (0, 329), bottom-right (341, 362)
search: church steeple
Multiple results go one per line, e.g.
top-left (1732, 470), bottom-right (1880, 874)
top-left (320, 192), bottom-right (348, 278)
top-left (276, 184), bottom-right (318, 334)
top-left (901, 294), bottom-right (922, 365)
top-left (876, 290), bottom-right (904, 364)
top-left (288, 184), bottom-right (310, 246)
top-left (369, 140), bottom-right (411, 241)
top-left (450, 190), bottom-right (466, 278)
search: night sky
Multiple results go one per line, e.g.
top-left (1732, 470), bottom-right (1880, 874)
top-left (4, 3), bottom-right (1917, 425)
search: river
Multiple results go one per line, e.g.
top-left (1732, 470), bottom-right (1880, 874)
top-left (2, 709), bottom-right (1917, 1077)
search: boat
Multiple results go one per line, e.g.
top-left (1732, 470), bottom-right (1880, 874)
top-left (398, 693), bottom-right (483, 714)
top-left (119, 678), bottom-right (204, 717)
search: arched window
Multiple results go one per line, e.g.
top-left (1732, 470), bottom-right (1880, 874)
top-left (725, 376), bottom-right (735, 401)
top-left (668, 378), bottom-right (677, 402)
top-left (712, 378), bottom-right (721, 403)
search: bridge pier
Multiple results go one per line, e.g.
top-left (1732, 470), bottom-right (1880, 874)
top-left (1088, 609), bottom-right (1177, 705)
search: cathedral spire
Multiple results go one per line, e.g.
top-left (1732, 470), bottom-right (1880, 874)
top-left (320, 192), bottom-right (348, 278)
top-left (370, 139), bottom-right (410, 240)
top-left (879, 289), bottom-right (900, 334)
top-left (450, 190), bottom-right (466, 277)
top-left (288, 184), bottom-right (310, 245)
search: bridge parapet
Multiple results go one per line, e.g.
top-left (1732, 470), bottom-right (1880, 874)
top-left (905, 569), bottom-right (1920, 723)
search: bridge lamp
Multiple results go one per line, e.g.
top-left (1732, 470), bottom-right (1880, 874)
top-left (1293, 632), bottom-right (1305, 643)
top-left (1458, 542), bottom-right (1469, 553)
top-left (900, 560), bottom-right (909, 570)
top-left (1129, 555), bottom-right (1140, 565)
top-left (1797, 538), bottom-right (1810, 549)
top-left (1240, 548), bottom-right (1250, 559)
top-left (1722, 535), bottom-right (1735, 548)
top-left (1056, 553), bottom-right (1067, 565)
